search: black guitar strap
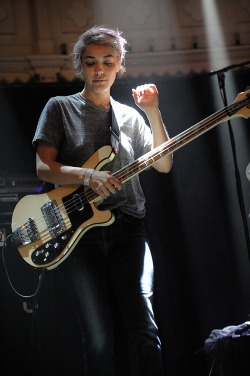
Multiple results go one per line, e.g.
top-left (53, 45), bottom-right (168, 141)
top-left (110, 105), bottom-right (120, 155)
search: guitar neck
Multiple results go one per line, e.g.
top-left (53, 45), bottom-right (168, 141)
top-left (113, 94), bottom-right (250, 184)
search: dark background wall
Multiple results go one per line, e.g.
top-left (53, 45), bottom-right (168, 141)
top-left (0, 68), bottom-right (250, 376)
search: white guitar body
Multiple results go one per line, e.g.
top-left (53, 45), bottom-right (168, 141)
top-left (11, 145), bottom-right (115, 269)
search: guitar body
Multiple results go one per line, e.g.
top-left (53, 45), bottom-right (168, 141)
top-left (11, 145), bottom-right (115, 270)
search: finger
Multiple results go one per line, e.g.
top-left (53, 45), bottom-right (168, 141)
top-left (137, 85), bottom-right (145, 95)
top-left (107, 185), bottom-right (117, 194)
top-left (96, 185), bottom-right (110, 199)
top-left (136, 84), bottom-right (158, 96)
top-left (148, 84), bottom-right (158, 94)
top-left (110, 177), bottom-right (122, 191)
top-left (132, 89), bottom-right (143, 104)
top-left (141, 85), bottom-right (155, 95)
top-left (132, 88), bottom-right (138, 101)
top-left (100, 184), bottom-right (111, 196)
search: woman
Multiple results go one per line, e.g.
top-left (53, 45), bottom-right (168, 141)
top-left (33, 25), bottom-right (172, 376)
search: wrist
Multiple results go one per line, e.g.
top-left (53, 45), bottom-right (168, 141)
top-left (145, 107), bottom-right (161, 120)
top-left (83, 168), bottom-right (94, 187)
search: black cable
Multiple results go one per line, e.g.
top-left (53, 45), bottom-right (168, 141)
top-left (1, 234), bottom-right (45, 376)
top-left (1, 234), bottom-right (46, 298)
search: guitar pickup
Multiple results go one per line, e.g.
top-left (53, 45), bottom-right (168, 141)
top-left (41, 199), bottom-right (66, 238)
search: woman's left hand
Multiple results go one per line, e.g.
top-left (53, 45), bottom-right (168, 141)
top-left (132, 84), bottom-right (159, 114)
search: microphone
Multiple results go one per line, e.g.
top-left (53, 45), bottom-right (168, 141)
top-left (246, 163), bottom-right (250, 182)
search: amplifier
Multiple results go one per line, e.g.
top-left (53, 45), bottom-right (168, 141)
top-left (0, 176), bottom-right (43, 226)
top-left (0, 176), bottom-right (43, 192)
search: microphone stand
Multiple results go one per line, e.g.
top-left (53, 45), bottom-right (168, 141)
top-left (209, 61), bottom-right (250, 263)
top-left (208, 60), bottom-right (250, 76)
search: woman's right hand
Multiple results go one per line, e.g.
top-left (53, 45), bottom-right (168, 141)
top-left (89, 170), bottom-right (122, 199)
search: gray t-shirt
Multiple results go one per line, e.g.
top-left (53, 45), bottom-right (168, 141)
top-left (32, 93), bottom-right (153, 217)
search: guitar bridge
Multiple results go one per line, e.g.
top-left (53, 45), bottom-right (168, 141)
top-left (41, 199), bottom-right (66, 238)
top-left (12, 218), bottom-right (40, 247)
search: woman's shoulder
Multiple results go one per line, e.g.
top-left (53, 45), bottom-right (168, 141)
top-left (111, 97), bottom-right (142, 120)
top-left (45, 92), bottom-right (80, 103)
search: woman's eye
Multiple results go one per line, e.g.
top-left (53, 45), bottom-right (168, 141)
top-left (84, 60), bottom-right (113, 67)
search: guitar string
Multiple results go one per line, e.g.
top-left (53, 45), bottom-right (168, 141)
top-left (20, 96), bottom-right (249, 240)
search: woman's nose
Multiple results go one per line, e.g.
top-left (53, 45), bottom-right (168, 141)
top-left (95, 63), bottom-right (103, 75)
top-left (95, 70), bottom-right (103, 76)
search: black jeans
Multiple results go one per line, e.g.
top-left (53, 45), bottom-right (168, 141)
top-left (58, 210), bottom-right (163, 376)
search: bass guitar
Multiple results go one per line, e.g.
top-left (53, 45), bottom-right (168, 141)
top-left (11, 90), bottom-right (250, 269)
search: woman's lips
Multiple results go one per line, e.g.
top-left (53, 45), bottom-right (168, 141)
top-left (93, 79), bottom-right (106, 82)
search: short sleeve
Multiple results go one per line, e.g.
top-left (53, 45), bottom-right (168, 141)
top-left (32, 97), bottom-right (64, 150)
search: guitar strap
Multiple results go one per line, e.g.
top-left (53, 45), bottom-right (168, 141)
top-left (110, 105), bottom-right (120, 155)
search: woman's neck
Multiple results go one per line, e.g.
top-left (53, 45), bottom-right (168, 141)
top-left (81, 89), bottom-right (111, 109)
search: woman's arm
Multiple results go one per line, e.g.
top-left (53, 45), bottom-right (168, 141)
top-left (36, 141), bottom-right (122, 199)
top-left (132, 84), bottom-right (173, 173)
